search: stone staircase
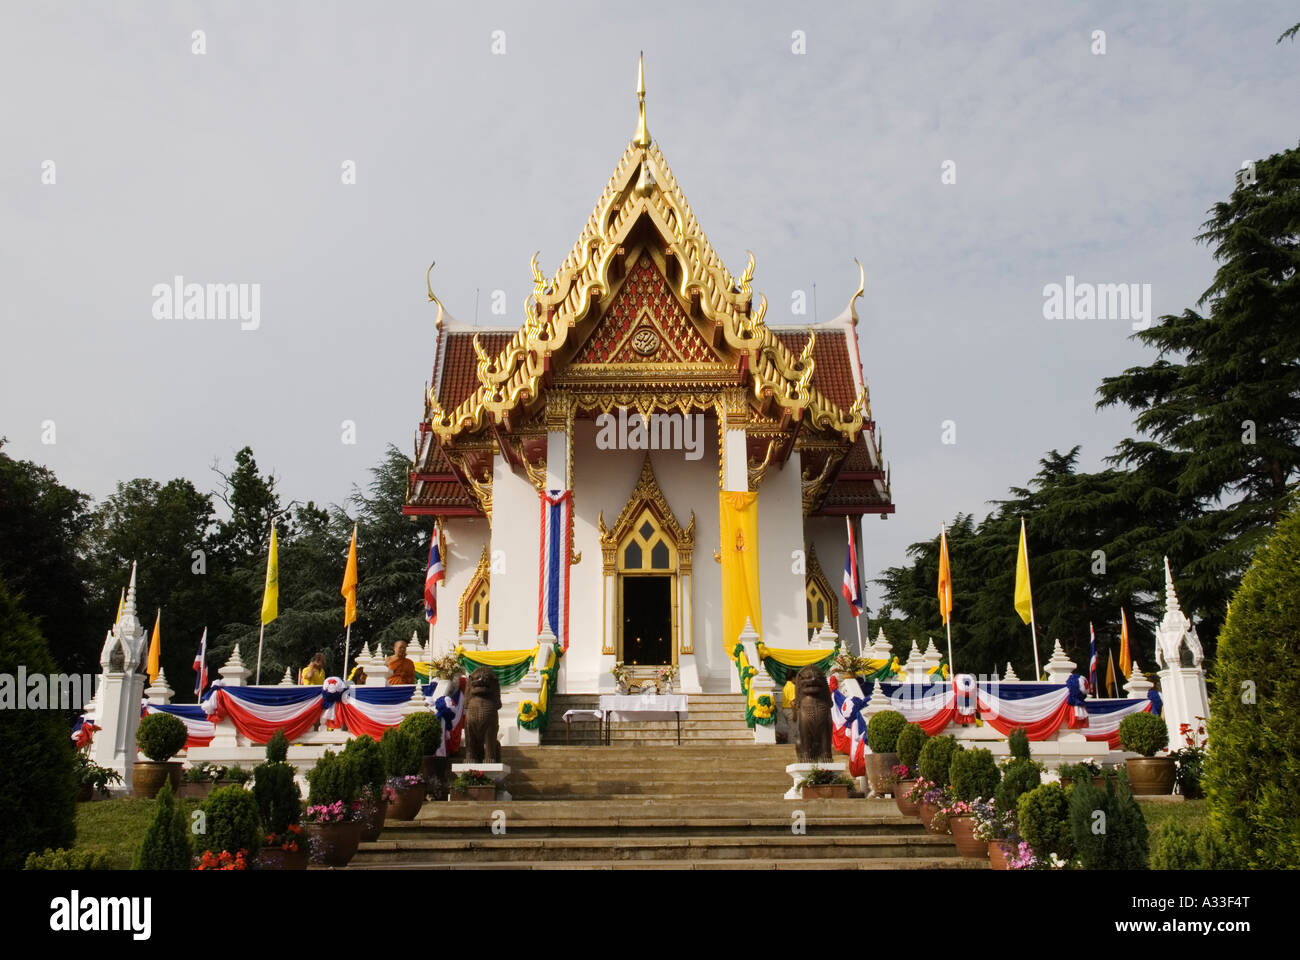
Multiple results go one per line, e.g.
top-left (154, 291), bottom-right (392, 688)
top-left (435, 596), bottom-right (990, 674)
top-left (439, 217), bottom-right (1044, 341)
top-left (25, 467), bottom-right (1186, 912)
top-left (352, 740), bottom-right (978, 869)
top-left (540, 692), bottom-right (754, 746)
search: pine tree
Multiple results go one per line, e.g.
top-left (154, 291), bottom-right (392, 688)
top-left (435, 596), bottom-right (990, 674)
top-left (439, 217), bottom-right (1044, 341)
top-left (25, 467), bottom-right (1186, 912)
top-left (133, 779), bottom-right (192, 870)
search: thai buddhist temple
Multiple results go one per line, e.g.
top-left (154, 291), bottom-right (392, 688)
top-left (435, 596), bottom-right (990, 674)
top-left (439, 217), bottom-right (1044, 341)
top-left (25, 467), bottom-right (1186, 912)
top-left (403, 57), bottom-right (893, 698)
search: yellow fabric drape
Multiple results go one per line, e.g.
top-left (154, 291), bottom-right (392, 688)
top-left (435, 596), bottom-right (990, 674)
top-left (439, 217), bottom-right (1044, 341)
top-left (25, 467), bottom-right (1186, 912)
top-left (454, 644), bottom-right (539, 667)
top-left (757, 645), bottom-right (831, 668)
top-left (719, 491), bottom-right (762, 653)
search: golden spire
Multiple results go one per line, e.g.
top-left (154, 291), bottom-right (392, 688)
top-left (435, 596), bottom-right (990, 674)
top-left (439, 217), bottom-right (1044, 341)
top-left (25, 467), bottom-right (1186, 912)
top-left (634, 51), bottom-right (650, 147)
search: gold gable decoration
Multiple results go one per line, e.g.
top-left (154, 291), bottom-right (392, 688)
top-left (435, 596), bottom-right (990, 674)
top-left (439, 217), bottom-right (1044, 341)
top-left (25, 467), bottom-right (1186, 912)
top-left (425, 59), bottom-right (865, 445)
top-left (598, 456), bottom-right (695, 576)
top-left (458, 545), bottom-right (493, 636)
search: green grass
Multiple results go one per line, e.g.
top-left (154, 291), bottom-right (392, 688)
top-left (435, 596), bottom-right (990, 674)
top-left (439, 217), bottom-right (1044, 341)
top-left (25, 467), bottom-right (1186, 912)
top-left (73, 796), bottom-right (202, 870)
top-left (1139, 798), bottom-right (1208, 868)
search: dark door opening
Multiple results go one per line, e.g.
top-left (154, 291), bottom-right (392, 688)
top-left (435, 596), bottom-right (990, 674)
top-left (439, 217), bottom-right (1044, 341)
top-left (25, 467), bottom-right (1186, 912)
top-left (622, 575), bottom-right (672, 665)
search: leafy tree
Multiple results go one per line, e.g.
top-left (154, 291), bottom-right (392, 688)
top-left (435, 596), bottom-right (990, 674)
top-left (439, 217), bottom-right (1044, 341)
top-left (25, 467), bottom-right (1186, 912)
top-left (0, 578), bottom-right (77, 868)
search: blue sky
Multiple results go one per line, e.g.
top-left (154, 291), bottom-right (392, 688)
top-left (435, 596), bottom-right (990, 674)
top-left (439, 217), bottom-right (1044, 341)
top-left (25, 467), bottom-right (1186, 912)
top-left (2, 1), bottom-right (1298, 609)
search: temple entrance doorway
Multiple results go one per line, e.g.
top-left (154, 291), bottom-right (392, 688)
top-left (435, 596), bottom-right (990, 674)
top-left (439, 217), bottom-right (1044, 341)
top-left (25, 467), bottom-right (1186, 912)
top-left (621, 575), bottom-right (672, 665)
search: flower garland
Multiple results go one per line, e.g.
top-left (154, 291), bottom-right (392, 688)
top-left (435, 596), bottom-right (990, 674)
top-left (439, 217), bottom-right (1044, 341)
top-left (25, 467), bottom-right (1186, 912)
top-left (456, 644), bottom-right (538, 687)
top-left (757, 643), bottom-right (840, 686)
top-left (732, 643), bottom-right (776, 727)
top-left (518, 644), bottom-right (563, 731)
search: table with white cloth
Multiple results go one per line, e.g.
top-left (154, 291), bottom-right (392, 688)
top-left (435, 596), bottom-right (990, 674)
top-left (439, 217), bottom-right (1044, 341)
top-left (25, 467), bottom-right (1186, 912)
top-left (597, 694), bottom-right (690, 745)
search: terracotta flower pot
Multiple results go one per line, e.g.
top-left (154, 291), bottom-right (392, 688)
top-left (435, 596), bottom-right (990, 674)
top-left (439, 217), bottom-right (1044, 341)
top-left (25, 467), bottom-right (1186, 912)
top-left (386, 783), bottom-right (426, 821)
top-left (1126, 757), bottom-right (1176, 795)
top-left (864, 752), bottom-right (900, 797)
top-left (421, 756), bottom-right (451, 800)
top-left (305, 821), bottom-right (363, 867)
top-left (132, 760), bottom-right (182, 798)
top-left (359, 799), bottom-right (389, 841)
top-left (988, 840), bottom-right (1014, 870)
top-left (801, 783), bottom-right (850, 800)
top-left (451, 784), bottom-right (497, 802)
top-left (948, 815), bottom-right (986, 857)
top-left (177, 781), bottom-right (213, 800)
top-left (919, 799), bottom-right (946, 832)
top-left (76, 783), bottom-right (93, 802)
top-left (894, 780), bottom-right (920, 816)
top-left (255, 846), bottom-right (308, 870)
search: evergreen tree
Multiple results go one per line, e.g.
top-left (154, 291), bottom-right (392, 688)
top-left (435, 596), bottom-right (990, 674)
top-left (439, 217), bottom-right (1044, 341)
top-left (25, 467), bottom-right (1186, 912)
top-left (132, 780), bottom-right (192, 870)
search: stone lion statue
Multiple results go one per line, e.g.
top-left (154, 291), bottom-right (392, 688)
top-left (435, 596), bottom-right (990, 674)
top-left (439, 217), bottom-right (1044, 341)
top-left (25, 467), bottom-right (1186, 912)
top-left (792, 665), bottom-right (833, 762)
top-left (464, 666), bottom-right (502, 763)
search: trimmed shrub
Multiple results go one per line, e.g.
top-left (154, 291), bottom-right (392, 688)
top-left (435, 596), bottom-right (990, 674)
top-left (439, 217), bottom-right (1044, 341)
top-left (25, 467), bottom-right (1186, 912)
top-left (26, 847), bottom-right (112, 870)
top-left (1008, 726), bottom-right (1031, 761)
top-left (342, 735), bottom-right (386, 797)
top-left (866, 710), bottom-right (907, 753)
top-left (895, 723), bottom-right (929, 771)
top-left (200, 785), bottom-right (262, 857)
top-left (1204, 503), bottom-right (1300, 870)
top-left (307, 750), bottom-right (361, 806)
top-left (1119, 712), bottom-right (1168, 757)
top-left (1069, 778), bottom-right (1148, 869)
top-left (380, 727), bottom-right (423, 779)
top-left (1151, 819), bottom-right (1240, 870)
top-left (1017, 783), bottom-right (1073, 861)
top-left (265, 730), bottom-right (289, 764)
top-left (995, 759), bottom-right (1040, 814)
top-left (0, 580), bottom-right (77, 868)
top-left (949, 747), bottom-right (1001, 802)
top-left (918, 734), bottom-right (959, 787)
top-left (132, 780), bottom-right (191, 869)
top-left (252, 761), bottom-right (300, 836)
top-left (398, 711), bottom-right (443, 756)
top-left (136, 712), bottom-right (188, 762)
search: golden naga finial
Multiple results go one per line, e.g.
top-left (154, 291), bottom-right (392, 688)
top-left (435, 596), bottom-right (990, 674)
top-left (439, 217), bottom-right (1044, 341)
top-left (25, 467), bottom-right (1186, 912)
top-left (426, 261), bottom-right (445, 331)
top-left (846, 257), bottom-right (865, 326)
top-left (634, 51), bottom-right (651, 148)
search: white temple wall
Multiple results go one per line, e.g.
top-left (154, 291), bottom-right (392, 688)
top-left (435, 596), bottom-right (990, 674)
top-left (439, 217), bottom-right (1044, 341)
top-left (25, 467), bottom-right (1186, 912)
top-left (756, 450), bottom-right (810, 648)
top-left (489, 451), bottom-right (543, 651)
top-left (433, 517), bottom-right (490, 654)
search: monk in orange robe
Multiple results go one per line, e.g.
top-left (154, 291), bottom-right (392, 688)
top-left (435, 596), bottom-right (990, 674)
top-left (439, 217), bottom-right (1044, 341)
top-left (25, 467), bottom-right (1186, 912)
top-left (387, 640), bottom-right (416, 685)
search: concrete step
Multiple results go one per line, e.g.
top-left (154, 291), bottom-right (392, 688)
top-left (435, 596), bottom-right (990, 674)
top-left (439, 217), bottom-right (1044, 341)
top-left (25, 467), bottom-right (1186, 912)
top-left (376, 815), bottom-right (925, 839)
top-left (411, 798), bottom-right (895, 818)
top-left (351, 856), bottom-right (981, 870)
top-left (352, 833), bottom-right (959, 864)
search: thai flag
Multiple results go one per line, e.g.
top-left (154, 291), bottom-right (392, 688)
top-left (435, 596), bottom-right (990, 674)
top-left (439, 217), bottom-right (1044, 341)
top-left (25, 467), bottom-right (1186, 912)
top-left (539, 490), bottom-right (572, 650)
top-left (425, 528), bottom-right (445, 624)
top-left (841, 517), bottom-right (863, 617)
top-left (1088, 622), bottom-right (1098, 694)
top-left (193, 628), bottom-right (209, 699)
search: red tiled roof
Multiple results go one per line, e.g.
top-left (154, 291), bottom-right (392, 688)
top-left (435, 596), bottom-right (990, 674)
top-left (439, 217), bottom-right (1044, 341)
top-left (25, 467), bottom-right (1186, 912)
top-left (435, 331), bottom-right (513, 411)
top-left (773, 328), bottom-right (860, 412)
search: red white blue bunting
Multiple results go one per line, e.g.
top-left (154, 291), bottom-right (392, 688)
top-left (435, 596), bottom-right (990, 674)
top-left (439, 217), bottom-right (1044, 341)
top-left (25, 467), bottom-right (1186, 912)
top-left (144, 702), bottom-right (215, 748)
top-left (828, 676), bottom-right (867, 777)
top-left (429, 675), bottom-right (466, 757)
top-left (1083, 695), bottom-right (1160, 749)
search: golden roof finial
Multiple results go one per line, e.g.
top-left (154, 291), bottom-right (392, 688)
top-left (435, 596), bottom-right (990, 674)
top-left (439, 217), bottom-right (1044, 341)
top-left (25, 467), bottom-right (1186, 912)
top-left (634, 51), bottom-right (650, 148)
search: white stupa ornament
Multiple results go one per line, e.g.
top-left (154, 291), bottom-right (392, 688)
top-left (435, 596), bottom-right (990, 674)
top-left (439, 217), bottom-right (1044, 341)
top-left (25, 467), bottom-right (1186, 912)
top-left (1155, 557), bottom-right (1203, 668)
top-left (279, 667), bottom-right (295, 686)
top-left (99, 562), bottom-right (147, 673)
top-left (1004, 662), bottom-right (1020, 682)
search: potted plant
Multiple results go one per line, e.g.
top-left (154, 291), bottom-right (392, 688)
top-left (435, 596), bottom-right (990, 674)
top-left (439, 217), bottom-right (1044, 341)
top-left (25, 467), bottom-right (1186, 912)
top-left (133, 712), bottom-right (188, 798)
top-left (891, 763), bottom-right (919, 815)
top-left (451, 768), bottom-right (497, 801)
top-left (970, 797), bottom-right (1019, 869)
top-left (864, 709), bottom-right (907, 797)
top-left (947, 747), bottom-right (1001, 856)
top-left (195, 849), bottom-right (251, 870)
top-left (1170, 719), bottom-right (1207, 798)
top-left (178, 763), bottom-right (216, 799)
top-left (213, 764), bottom-right (252, 789)
top-left (919, 782), bottom-right (952, 834)
top-left (798, 765), bottom-right (853, 800)
top-left (252, 731), bottom-right (306, 870)
top-left (903, 776), bottom-right (933, 821)
top-left (611, 662), bottom-right (630, 694)
top-left (342, 734), bottom-right (388, 842)
top-left (304, 750), bottom-right (365, 866)
top-left (894, 723), bottom-right (929, 812)
top-left (831, 650), bottom-right (870, 678)
top-left (933, 797), bottom-right (986, 854)
top-left (1058, 759), bottom-right (1106, 790)
top-left (75, 752), bottom-right (122, 801)
top-left (380, 726), bottom-right (426, 821)
top-left (399, 711), bottom-right (444, 799)
top-left (1119, 712), bottom-right (1174, 795)
top-left (657, 664), bottom-right (679, 693)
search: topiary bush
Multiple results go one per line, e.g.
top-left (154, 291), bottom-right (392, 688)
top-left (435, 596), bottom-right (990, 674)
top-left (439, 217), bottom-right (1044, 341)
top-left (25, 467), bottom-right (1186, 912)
top-left (0, 580), bottom-right (76, 868)
top-left (1119, 712), bottom-right (1169, 757)
top-left (995, 759), bottom-right (1041, 815)
top-left (136, 712), bottom-right (189, 762)
top-left (380, 727), bottom-right (422, 779)
top-left (949, 747), bottom-right (1001, 802)
top-left (1017, 783), bottom-right (1073, 861)
top-left (25, 847), bottom-right (112, 870)
top-left (342, 734), bottom-right (386, 798)
top-left (132, 779), bottom-right (191, 869)
top-left (918, 735), bottom-right (959, 786)
top-left (1008, 726), bottom-right (1031, 760)
top-left (398, 712), bottom-right (443, 756)
top-left (265, 729), bottom-right (289, 764)
top-left (200, 785), bottom-right (262, 857)
top-left (895, 723), bottom-right (929, 771)
top-left (1204, 501), bottom-right (1300, 870)
top-left (253, 760), bottom-right (300, 837)
top-left (307, 750), bottom-right (361, 807)
top-left (866, 710), bottom-right (907, 753)
top-left (1068, 777), bottom-right (1148, 869)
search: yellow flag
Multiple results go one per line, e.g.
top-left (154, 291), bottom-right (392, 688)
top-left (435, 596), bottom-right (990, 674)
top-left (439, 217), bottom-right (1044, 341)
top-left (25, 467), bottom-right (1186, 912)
top-left (1119, 607), bottom-right (1131, 678)
top-left (1105, 649), bottom-right (1117, 698)
top-left (261, 524), bottom-right (279, 625)
top-left (937, 526), bottom-right (953, 626)
top-left (114, 588), bottom-right (125, 623)
top-left (1014, 518), bottom-right (1033, 625)
top-left (341, 525), bottom-right (358, 627)
top-left (719, 491), bottom-right (762, 652)
top-left (146, 609), bottom-right (161, 684)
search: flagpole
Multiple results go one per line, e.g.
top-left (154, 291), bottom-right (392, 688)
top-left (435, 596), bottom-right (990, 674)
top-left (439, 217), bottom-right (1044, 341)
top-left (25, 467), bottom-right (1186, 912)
top-left (343, 623), bottom-right (352, 682)
top-left (255, 622), bottom-right (265, 686)
top-left (1029, 606), bottom-right (1040, 680)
